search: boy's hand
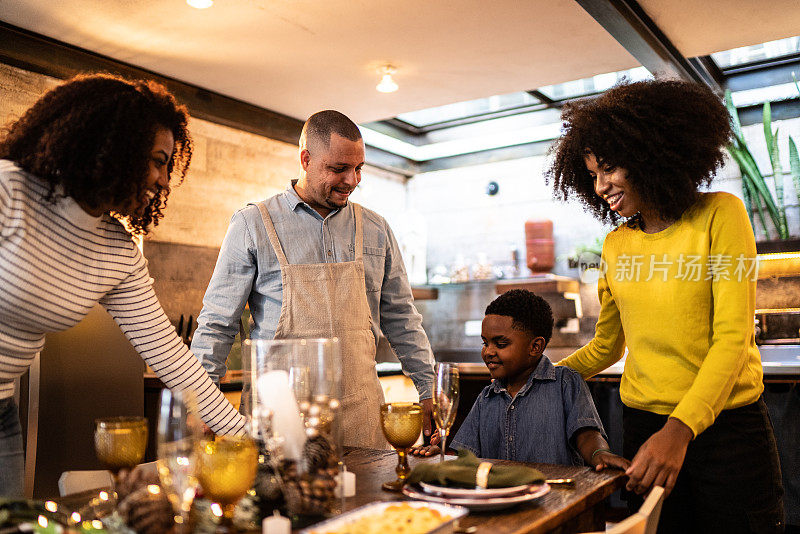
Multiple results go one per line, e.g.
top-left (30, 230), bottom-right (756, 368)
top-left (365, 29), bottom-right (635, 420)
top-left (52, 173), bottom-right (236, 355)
top-left (410, 428), bottom-right (441, 456)
top-left (592, 451), bottom-right (631, 471)
top-left (410, 443), bottom-right (441, 457)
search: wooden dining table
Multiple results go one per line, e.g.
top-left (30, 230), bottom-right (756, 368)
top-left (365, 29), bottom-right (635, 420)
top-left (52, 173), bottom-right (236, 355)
top-left (337, 447), bottom-right (627, 534)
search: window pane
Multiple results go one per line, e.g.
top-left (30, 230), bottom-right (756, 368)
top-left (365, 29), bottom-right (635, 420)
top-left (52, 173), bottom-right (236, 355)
top-left (729, 82), bottom-right (800, 108)
top-left (396, 91), bottom-right (540, 128)
top-left (537, 66), bottom-right (651, 100)
top-left (711, 36), bottom-right (800, 69)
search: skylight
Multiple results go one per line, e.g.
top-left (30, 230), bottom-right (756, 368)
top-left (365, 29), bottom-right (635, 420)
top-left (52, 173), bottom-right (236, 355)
top-left (537, 66), bottom-right (651, 100)
top-left (711, 35), bottom-right (800, 69)
top-left (395, 91), bottom-right (541, 128)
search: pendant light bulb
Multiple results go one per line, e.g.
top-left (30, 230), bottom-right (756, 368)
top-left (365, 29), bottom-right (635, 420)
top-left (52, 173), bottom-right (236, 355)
top-left (376, 65), bottom-right (398, 93)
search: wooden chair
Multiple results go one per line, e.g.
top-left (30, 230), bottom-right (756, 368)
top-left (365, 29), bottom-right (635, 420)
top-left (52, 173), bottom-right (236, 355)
top-left (584, 486), bottom-right (666, 534)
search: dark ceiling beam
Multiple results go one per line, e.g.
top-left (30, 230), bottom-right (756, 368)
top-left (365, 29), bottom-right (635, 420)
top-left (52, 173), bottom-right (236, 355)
top-left (687, 55), bottom-right (727, 90)
top-left (574, 0), bottom-right (723, 93)
top-left (0, 22), bottom-right (304, 145)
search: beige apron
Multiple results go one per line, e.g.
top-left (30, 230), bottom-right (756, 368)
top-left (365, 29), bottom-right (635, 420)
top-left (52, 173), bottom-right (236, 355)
top-left (256, 202), bottom-right (387, 449)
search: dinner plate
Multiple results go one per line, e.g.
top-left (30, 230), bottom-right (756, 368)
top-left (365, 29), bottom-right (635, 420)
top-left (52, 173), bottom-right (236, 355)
top-left (419, 481), bottom-right (533, 499)
top-left (403, 482), bottom-right (550, 512)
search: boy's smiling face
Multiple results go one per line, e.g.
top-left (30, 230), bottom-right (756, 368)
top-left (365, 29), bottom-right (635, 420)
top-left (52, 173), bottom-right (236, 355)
top-left (481, 314), bottom-right (544, 385)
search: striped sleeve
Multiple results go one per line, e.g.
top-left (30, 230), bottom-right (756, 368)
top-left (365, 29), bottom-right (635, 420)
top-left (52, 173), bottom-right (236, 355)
top-left (0, 172), bottom-right (10, 231)
top-left (99, 250), bottom-right (246, 436)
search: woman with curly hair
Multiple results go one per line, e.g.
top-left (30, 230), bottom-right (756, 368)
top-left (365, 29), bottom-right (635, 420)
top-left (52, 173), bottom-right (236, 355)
top-left (0, 74), bottom-right (245, 497)
top-left (549, 79), bottom-right (784, 533)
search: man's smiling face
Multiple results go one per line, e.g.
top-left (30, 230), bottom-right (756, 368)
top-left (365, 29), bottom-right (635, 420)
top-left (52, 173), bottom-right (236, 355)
top-left (298, 133), bottom-right (365, 217)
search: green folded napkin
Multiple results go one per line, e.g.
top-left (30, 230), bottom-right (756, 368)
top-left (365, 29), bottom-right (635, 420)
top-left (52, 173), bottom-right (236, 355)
top-left (407, 450), bottom-right (545, 488)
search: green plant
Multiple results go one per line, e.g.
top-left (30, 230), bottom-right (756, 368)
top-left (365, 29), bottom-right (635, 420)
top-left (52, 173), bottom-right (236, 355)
top-left (566, 235), bottom-right (605, 269)
top-left (725, 75), bottom-right (800, 240)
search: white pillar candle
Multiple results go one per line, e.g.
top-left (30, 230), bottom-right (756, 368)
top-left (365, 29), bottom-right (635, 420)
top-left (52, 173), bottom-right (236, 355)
top-left (263, 511), bottom-right (291, 534)
top-left (334, 466), bottom-right (356, 498)
top-left (257, 370), bottom-right (307, 461)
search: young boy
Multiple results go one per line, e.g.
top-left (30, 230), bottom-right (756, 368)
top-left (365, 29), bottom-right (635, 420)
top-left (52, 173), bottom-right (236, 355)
top-left (413, 289), bottom-right (629, 470)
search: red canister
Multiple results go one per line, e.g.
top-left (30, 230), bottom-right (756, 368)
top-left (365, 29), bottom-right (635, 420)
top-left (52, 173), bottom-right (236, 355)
top-left (525, 220), bottom-right (553, 241)
top-left (525, 220), bottom-right (554, 273)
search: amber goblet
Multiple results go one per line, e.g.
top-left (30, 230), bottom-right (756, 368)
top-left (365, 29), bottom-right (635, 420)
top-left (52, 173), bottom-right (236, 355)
top-left (94, 416), bottom-right (148, 479)
top-left (379, 402), bottom-right (423, 491)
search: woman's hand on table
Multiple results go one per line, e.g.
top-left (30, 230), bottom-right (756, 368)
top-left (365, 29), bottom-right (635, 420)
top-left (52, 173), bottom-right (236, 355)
top-left (625, 417), bottom-right (693, 497)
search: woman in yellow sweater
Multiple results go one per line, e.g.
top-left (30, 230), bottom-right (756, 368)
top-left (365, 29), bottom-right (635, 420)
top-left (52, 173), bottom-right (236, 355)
top-left (548, 79), bottom-right (783, 533)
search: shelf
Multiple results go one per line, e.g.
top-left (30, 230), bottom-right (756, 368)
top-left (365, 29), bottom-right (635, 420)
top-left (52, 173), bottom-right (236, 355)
top-left (495, 274), bottom-right (580, 294)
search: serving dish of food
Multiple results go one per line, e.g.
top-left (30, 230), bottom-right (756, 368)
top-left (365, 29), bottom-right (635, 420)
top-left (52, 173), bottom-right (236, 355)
top-left (300, 501), bottom-right (468, 534)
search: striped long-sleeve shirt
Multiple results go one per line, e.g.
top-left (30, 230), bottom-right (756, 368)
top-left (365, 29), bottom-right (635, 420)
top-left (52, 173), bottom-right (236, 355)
top-left (0, 160), bottom-right (244, 435)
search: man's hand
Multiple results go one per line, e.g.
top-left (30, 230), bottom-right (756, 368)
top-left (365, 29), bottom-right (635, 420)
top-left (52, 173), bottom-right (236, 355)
top-left (625, 417), bottom-right (693, 497)
top-left (420, 398), bottom-right (434, 438)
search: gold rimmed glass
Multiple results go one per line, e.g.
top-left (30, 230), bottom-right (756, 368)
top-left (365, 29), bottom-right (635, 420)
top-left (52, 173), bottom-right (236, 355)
top-left (94, 416), bottom-right (148, 479)
top-left (196, 435), bottom-right (259, 532)
top-left (380, 402), bottom-right (423, 491)
top-left (433, 363), bottom-right (460, 463)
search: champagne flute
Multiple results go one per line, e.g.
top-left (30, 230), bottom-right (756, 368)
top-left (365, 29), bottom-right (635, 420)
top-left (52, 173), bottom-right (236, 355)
top-left (94, 416), bottom-right (148, 481)
top-left (432, 363), bottom-right (460, 463)
top-left (156, 389), bottom-right (202, 532)
top-left (196, 435), bottom-right (259, 533)
top-left (380, 402), bottom-right (423, 491)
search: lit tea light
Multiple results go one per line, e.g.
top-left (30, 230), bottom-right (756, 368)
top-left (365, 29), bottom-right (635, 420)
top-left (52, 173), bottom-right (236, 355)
top-left (211, 503), bottom-right (223, 517)
top-left (38, 515), bottom-right (48, 528)
top-left (147, 484), bottom-right (161, 495)
top-left (44, 501), bottom-right (58, 512)
top-left (71, 512), bottom-right (82, 523)
top-left (99, 491), bottom-right (109, 501)
top-left (92, 520), bottom-right (104, 529)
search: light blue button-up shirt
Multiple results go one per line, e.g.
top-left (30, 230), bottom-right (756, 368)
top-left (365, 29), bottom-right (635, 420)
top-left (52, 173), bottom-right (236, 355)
top-left (190, 182), bottom-right (435, 398)
top-left (451, 356), bottom-right (605, 465)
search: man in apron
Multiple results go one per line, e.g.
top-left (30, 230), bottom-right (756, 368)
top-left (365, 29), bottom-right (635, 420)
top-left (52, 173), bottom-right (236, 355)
top-left (191, 110), bottom-right (435, 448)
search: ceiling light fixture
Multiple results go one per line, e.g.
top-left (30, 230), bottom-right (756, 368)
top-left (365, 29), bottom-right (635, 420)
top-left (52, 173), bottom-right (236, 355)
top-left (376, 65), bottom-right (398, 93)
top-left (187, 0), bottom-right (213, 9)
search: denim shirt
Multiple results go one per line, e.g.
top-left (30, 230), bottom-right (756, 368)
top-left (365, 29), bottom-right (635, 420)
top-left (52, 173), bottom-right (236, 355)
top-left (451, 356), bottom-right (605, 465)
top-left (190, 182), bottom-right (435, 398)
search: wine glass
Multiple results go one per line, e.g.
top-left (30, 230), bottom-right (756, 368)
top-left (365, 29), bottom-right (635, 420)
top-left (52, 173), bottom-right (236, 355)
top-left (196, 435), bottom-right (259, 532)
top-left (432, 363), bottom-right (460, 463)
top-left (94, 416), bottom-right (148, 481)
top-left (156, 389), bottom-right (202, 532)
top-left (379, 402), bottom-right (423, 491)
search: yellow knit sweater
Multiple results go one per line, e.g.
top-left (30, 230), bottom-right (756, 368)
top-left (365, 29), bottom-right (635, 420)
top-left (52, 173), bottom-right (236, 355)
top-left (559, 192), bottom-right (763, 437)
